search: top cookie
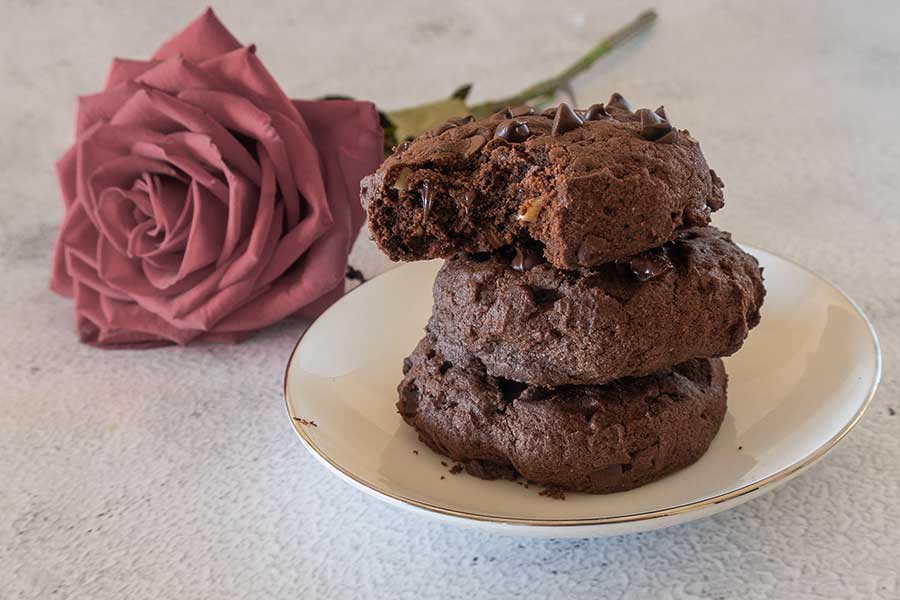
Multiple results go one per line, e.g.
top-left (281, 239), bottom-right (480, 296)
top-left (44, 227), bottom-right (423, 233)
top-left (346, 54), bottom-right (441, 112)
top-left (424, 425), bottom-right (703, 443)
top-left (361, 94), bottom-right (725, 269)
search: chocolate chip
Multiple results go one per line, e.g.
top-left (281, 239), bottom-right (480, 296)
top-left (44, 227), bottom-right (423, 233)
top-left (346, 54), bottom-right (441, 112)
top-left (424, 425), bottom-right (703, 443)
top-left (494, 119), bottom-right (531, 143)
top-left (551, 103), bottom-right (584, 135)
top-left (577, 235), bottom-right (607, 267)
top-left (490, 107), bottom-right (513, 121)
top-left (584, 103), bottom-right (610, 121)
top-left (420, 180), bottom-right (435, 221)
top-left (511, 246), bottom-right (544, 272)
top-left (607, 92), bottom-right (632, 112)
top-left (636, 108), bottom-right (674, 142)
top-left (654, 105), bottom-right (667, 121)
top-left (393, 140), bottom-right (411, 154)
top-left (619, 249), bottom-right (673, 281)
top-left (656, 130), bottom-right (678, 144)
top-left (398, 381), bottom-right (419, 416)
top-left (463, 134), bottom-right (487, 157)
top-left (402, 357), bottom-right (413, 375)
top-left (541, 107), bottom-right (557, 118)
top-left (509, 106), bottom-right (535, 117)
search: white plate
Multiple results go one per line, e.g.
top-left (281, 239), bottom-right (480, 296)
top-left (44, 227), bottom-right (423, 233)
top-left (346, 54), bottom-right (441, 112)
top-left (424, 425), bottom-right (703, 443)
top-left (284, 246), bottom-right (881, 538)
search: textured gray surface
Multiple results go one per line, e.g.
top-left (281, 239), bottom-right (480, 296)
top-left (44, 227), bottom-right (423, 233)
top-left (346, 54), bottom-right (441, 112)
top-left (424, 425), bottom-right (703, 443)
top-left (1, 1), bottom-right (898, 598)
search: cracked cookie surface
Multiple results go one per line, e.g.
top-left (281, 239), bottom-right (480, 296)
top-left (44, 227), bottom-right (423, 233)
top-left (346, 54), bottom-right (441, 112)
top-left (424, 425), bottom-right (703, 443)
top-left (398, 335), bottom-right (728, 494)
top-left (428, 226), bottom-right (765, 386)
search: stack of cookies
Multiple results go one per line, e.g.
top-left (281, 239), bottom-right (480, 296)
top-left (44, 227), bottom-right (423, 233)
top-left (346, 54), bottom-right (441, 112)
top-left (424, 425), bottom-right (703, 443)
top-left (361, 94), bottom-right (765, 494)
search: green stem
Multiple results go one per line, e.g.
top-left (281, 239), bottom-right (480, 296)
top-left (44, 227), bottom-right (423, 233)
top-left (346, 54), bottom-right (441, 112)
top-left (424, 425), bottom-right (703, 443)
top-left (469, 9), bottom-right (657, 117)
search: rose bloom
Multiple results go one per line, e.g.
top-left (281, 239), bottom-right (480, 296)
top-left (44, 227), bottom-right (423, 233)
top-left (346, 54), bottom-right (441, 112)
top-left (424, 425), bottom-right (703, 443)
top-left (50, 9), bottom-right (383, 347)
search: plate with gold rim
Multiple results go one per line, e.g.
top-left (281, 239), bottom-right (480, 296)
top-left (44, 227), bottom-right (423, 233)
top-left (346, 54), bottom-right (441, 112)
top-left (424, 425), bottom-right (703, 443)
top-left (284, 246), bottom-right (880, 538)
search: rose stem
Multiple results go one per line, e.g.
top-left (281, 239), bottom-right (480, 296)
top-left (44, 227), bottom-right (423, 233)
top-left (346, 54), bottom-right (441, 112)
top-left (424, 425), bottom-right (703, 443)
top-left (468, 8), bottom-right (658, 117)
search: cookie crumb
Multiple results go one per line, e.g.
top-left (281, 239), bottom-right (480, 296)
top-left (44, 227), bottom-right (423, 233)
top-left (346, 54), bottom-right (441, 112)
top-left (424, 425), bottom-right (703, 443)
top-left (440, 461), bottom-right (448, 467)
top-left (440, 475), bottom-right (445, 480)
top-left (888, 407), bottom-right (896, 416)
top-left (412, 450), bottom-right (419, 455)
top-left (539, 486), bottom-right (566, 500)
top-left (449, 464), bottom-right (464, 475)
top-left (293, 417), bottom-right (317, 427)
top-left (738, 446), bottom-right (743, 450)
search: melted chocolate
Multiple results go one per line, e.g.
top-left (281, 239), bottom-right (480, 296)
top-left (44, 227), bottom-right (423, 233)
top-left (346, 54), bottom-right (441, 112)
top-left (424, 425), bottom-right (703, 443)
top-left (637, 108), bottom-right (675, 142)
top-left (494, 119), bottom-right (531, 143)
top-left (584, 103), bottom-right (610, 121)
top-left (619, 249), bottom-right (673, 281)
top-left (420, 180), bottom-right (435, 221)
top-left (511, 246), bottom-right (545, 272)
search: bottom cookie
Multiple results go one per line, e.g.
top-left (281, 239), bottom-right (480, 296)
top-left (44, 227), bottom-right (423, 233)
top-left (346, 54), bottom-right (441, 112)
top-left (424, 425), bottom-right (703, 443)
top-left (398, 335), bottom-right (727, 494)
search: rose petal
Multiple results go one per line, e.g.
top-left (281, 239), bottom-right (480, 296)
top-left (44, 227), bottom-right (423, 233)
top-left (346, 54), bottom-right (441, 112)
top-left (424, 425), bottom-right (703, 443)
top-left (143, 181), bottom-right (226, 289)
top-left (109, 88), bottom-right (261, 184)
top-left (76, 82), bottom-right (142, 134)
top-left (198, 46), bottom-right (298, 124)
top-left (131, 133), bottom-right (230, 203)
top-left (218, 169), bottom-right (257, 265)
top-left (293, 99), bottom-right (382, 241)
top-left (219, 148), bottom-right (276, 287)
top-left (95, 187), bottom-right (139, 255)
top-left (152, 8), bottom-right (242, 63)
top-left (176, 89), bottom-right (304, 226)
top-left (50, 147), bottom-right (81, 296)
top-left (65, 246), bottom-right (131, 302)
top-left (213, 99), bottom-right (381, 332)
top-left (135, 208), bottom-right (283, 330)
top-left (105, 58), bottom-right (158, 90)
top-left (136, 55), bottom-right (222, 95)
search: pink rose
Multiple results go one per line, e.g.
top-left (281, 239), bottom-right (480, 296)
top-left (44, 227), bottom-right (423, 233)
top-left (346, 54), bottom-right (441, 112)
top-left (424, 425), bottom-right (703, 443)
top-left (50, 9), bottom-right (383, 347)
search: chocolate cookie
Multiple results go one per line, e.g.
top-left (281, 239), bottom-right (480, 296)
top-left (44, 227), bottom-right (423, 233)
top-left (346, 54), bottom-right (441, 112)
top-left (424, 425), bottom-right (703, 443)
top-left (398, 335), bottom-right (727, 494)
top-left (429, 227), bottom-right (765, 387)
top-left (361, 94), bottom-right (725, 269)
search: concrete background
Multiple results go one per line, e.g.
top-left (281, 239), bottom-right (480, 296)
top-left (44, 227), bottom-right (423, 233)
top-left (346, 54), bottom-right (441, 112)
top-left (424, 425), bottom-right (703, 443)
top-left (2, 1), bottom-right (898, 598)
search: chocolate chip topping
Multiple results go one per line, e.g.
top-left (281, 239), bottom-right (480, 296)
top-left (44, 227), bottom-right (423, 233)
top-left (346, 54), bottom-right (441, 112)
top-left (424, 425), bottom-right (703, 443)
top-left (541, 107), bottom-right (557, 118)
top-left (420, 180), bottom-right (435, 221)
top-left (619, 248), bottom-right (673, 281)
top-left (584, 103), bottom-right (610, 121)
top-left (511, 246), bottom-right (545, 272)
top-left (494, 119), bottom-right (531, 143)
top-left (637, 108), bottom-right (675, 142)
top-left (607, 92), bottom-right (632, 112)
top-left (393, 140), bottom-right (411, 154)
top-left (551, 103), bottom-right (584, 136)
top-left (655, 130), bottom-right (678, 144)
top-left (398, 380), bottom-right (419, 416)
top-left (510, 106), bottom-right (535, 117)
top-left (490, 107), bottom-right (513, 121)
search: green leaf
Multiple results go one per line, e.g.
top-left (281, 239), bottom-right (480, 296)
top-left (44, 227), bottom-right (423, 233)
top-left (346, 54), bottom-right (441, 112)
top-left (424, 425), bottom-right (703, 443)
top-left (384, 98), bottom-right (470, 143)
